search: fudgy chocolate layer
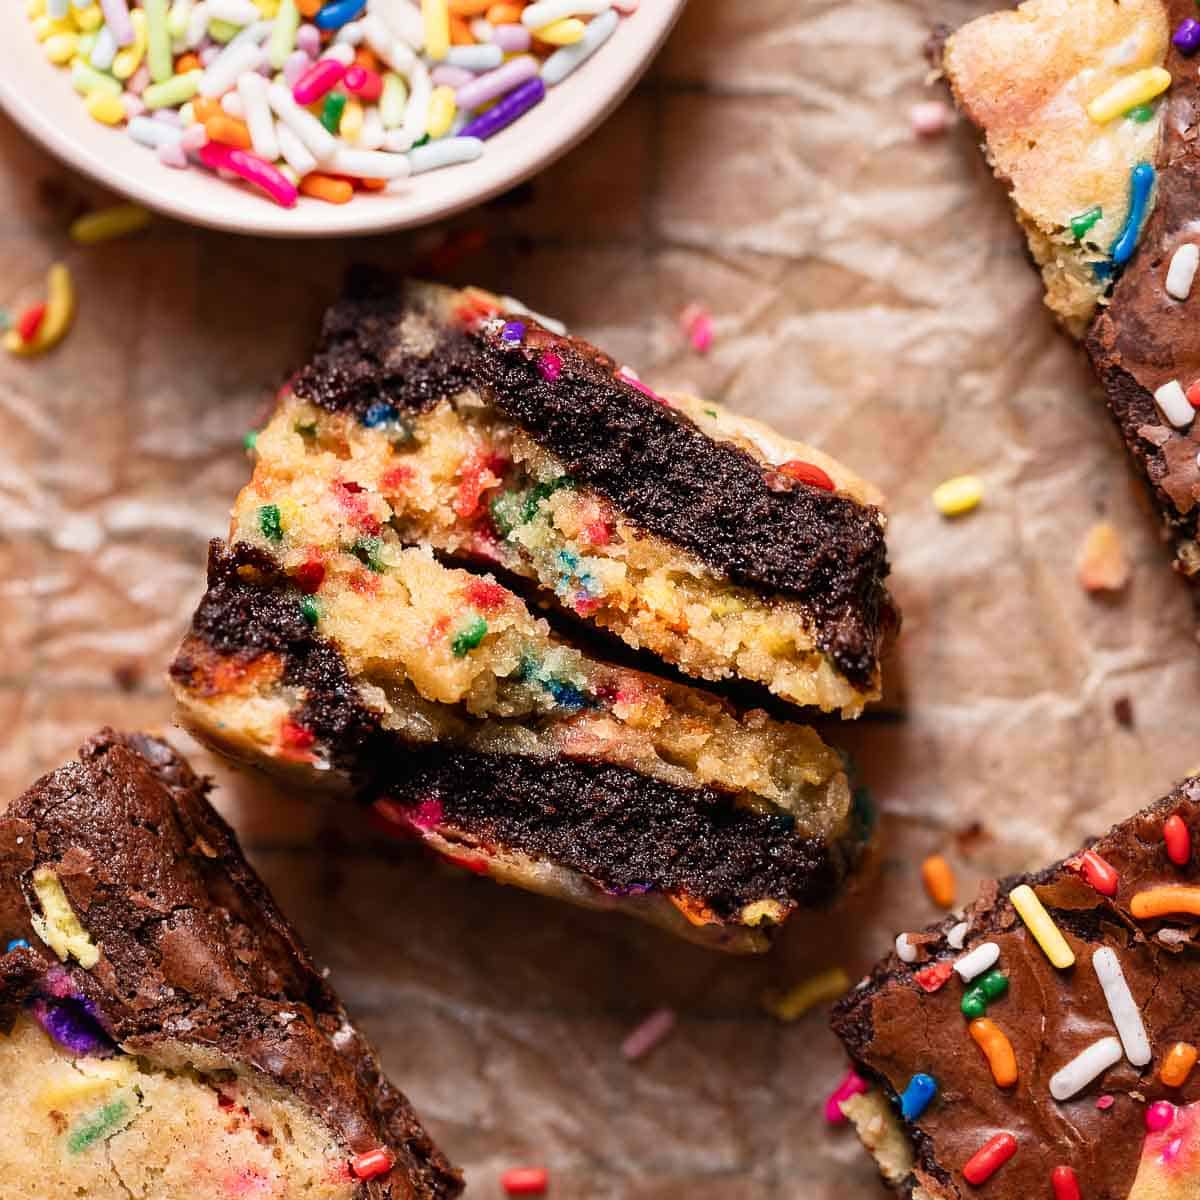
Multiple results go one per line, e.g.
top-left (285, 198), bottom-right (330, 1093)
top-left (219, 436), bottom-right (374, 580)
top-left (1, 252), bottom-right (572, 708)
top-left (295, 276), bottom-right (894, 688)
top-left (0, 729), bottom-right (462, 1200)
top-left (832, 781), bottom-right (1200, 1200)
top-left (174, 545), bottom-right (860, 917)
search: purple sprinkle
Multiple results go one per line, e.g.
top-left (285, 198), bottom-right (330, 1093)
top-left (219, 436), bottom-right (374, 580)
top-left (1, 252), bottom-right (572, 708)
top-left (459, 77), bottom-right (545, 141)
top-left (99, 0), bottom-right (134, 47)
top-left (501, 320), bottom-right (526, 343)
top-left (31, 997), bottom-right (115, 1057)
top-left (431, 64), bottom-right (476, 89)
top-left (491, 23), bottom-right (532, 53)
top-left (1174, 18), bottom-right (1200, 54)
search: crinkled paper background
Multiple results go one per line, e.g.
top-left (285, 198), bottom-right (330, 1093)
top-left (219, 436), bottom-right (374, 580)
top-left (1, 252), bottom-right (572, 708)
top-left (4, 2), bottom-right (1200, 1195)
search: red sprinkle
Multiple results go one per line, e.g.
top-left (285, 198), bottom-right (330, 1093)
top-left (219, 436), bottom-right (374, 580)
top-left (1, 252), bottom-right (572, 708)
top-left (350, 1149), bottom-right (394, 1181)
top-left (380, 464), bottom-right (414, 492)
top-left (913, 961), bottom-right (954, 993)
top-left (1077, 850), bottom-right (1120, 897)
top-left (279, 719), bottom-right (315, 750)
top-left (442, 851), bottom-right (490, 876)
top-left (780, 460), bottom-right (836, 492)
top-left (343, 63), bottom-right (383, 99)
top-left (1188, 380), bottom-right (1200, 409)
top-left (584, 519), bottom-right (611, 547)
top-left (1165, 814), bottom-right (1192, 866)
top-left (464, 578), bottom-right (510, 614)
top-left (1051, 1165), bottom-right (1082, 1200)
top-left (15, 302), bottom-right (46, 344)
top-left (962, 1133), bottom-right (1018, 1185)
top-left (501, 1167), bottom-right (548, 1195)
top-left (293, 557), bottom-right (325, 594)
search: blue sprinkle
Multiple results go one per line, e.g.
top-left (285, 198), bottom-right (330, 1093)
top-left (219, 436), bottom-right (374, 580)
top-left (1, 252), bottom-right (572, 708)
top-left (5, 938), bottom-right (29, 953)
top-left (899, 1073), bottom-right (938, 1121)
top-left (556, 549), bottom-right (579, 571)
top-left (363, 402), bottom-right (399, 429)
top-left (1110, 162), bottom-right (1155, 267)
top-left (546, 678), bottom-right (586, 710)
top-left (501, 320), bottom-right (526, 343)
top-left (313, 0), bottom-right (366, 28)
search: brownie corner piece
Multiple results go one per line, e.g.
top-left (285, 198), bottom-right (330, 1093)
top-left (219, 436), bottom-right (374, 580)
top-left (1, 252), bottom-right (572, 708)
top-left (0, 728), bottom-right (462, 1200)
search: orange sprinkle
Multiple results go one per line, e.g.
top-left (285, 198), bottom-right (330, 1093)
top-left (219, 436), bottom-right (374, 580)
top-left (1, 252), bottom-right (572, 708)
top-left (449, 12), bottom-right (474, 43)
top-left (486, 2), bottom-right (523, 22)
top-left (205, 113), bottom-right (252, 150)
top-left (356, 177), bottom-right (388, 191)
top-left (449, 0), bottom-right (492, 13)
top-left (969, 1018), bottom-right (1018, 1088)
top-left (297, 0), bottom-right (321, 14)
top-left (174, 51), bottom-right (201, 73)
top-left (299, 174), bottom-right (354, 204)
top-left (1130, 886), bottom-right (1200, 919)
top-left (1161, 1042), bottom-right (1198, 1088)
top-left (921, 855), bottom-right (956, 909)
top-left (353, 46), bottom-right (380, 70)
top-left (191, 96), bottom-right (222, 124)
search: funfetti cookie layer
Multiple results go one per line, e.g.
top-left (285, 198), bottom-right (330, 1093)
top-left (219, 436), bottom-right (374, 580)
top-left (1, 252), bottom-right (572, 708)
top-left (0, 730), bottom-right (462, 1200)
top-left (943, 0), bottom-right (1200, 622)
top-left (832, 778), bottom-right (1200, 1200)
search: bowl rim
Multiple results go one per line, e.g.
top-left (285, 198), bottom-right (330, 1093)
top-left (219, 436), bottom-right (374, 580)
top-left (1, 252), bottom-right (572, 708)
top-left (0, 1), bottom-right (684, 238)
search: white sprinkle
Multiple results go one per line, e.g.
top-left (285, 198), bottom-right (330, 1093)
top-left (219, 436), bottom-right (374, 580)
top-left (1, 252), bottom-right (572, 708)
top-left (398, 58), bottom-right (432, 151)
top-left (236, 71), bottom-right (278, 162)
top-left (1093, 947), bottom-right (1152, 1066)
top-left (540, 8), bottom-right (618, 86)
top-left (370, 0), bottom-right (424, 48)
top-left (186, 0), bottom-right (209, 47)
top-left (325, 147), bottom-right (412, 179)
top-left (947, 921), bottom-right (970, 950)
top-left (360, 14), bottom-right (417, 74)
top-left (470, 17), bottom-right (492, 40)
top-left (90, 25), bottom-right (118, 70)
top-left (335, 19), bottom-right (365, 44)
top-left (1154, 379), bottom-right (1194, 428)
top-left (895, 933), bottom-right (918, 964)
top-left (128, 113), bottom-right (183, 147)
top-left (407, 135), bottom-right (482, 173)
top-left (954, 941), bottom-right (1000, 982)
top-left (267, 81), bottom-right (337, 158)
top-left (522, 0), bottom-right (609, 29)
top-left (199, 37), bottom-right (263, 97)
top-left (911, 100), bottom-right (951, 137)
top-left (275, 120), bottom-right (316, 174)
top-left (321, 41), bottom-right (356, 65)
top-left (1166, 243), bottom-right (1200, 301)
top-left (1049, 1036), bottom-right (1123, 1101)
top-left (621, 1008), bottom-right (675, 1060)
top-left (445, 42), bottom-right (503, 70)
top-left (359, 105), bottom-right (385, 150)
top-left (220, 89), bottom-right (245, 117)
top-left (207, 0), bottom-right (259, 23)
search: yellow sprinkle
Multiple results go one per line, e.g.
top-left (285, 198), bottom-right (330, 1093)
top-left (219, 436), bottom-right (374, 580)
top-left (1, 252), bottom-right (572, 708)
top-left (932, 473), bottom-right (983, 517)
top-left (427, 84), bottom-right (457, 139)
top-left (762, 967), bottom-right (851, 1022)
top-left (32, 13), bottom-right (74, 40)
top-left (39, 1061), bottom-right (136, 1110)
top-left (5, 263), bottom-right (76, 358)
top-left (84, 89), bottom-right (126, 125)
top-left (111, 7), bottom-right (146, 80)
top-left (339, 96), bottom-right (364, 143)
top-left (43, 31), bottom-right (79, 63)
top-left (70, 204), bottom-right (152, 245)
top-left (534, 16), bottom-right (585, 44)
top-left (1087, 67), bottom-right (1172, 124)
top-left (26, 0), bottom-right (47, 18)
top-left (74, 4), bottom-right (103, 31)
top-left (28, 867), bottom-right (100, 969)
top-left (1009, 883), bottom-right (1075, 969)
top-left (422, 0), bottom-right (450, 60)
top-left (740, 898), bottom-right (787, 927)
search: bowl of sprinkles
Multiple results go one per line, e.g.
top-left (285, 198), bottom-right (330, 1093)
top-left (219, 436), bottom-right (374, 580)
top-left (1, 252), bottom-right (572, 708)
top-left (0, 0), bottom-right (681, 236)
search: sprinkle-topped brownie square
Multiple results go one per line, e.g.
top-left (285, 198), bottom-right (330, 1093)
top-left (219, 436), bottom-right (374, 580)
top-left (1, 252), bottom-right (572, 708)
top-left (831, 780), bottom-right (1200, 1200)
top-left (0, 729), bottom-right (461, 1200)
top-left (940, 0), bottom-right (1200, 621)
top-left (170, 276), bottom-right (896, 952)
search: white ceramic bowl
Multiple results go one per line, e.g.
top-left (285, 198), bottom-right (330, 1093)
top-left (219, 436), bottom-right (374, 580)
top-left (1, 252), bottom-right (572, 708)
top-left (0, 3), bottom-right (683, 238)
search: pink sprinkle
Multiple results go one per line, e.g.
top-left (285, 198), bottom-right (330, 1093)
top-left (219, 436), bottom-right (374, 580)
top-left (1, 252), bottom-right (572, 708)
top-left (122, 94), bottom-right (146, 120)
top-left (1147, 1101), bottom-right (1177, 1132)
top-left (180, 122), bottom-right (208, 152)
top-left (491, 23), bottom-right (531, 52)
top-left (1163, 1136), bottom-right (1185, 1165)
top-left (432, 64), bottom-right (476, 88)
top-left (292, 57), bottom-right (346, 106)
top-left (283, 49), bottom-right (311, 88)
top-left (198, 142), bottom-right (297, 208)
top-left (538, 351), bottom-right (562, 383)
top-left (679, 303), bottom-right (713, 354)
top-left (617, 365), bottom-right (667, 405)
top-left (910, 100), bottom-right (951, 137)
top-left (824, 1068), bottom-right (868, 1124)
top-left (1096, 1094), bottom-right (1115, 1110)
top-left (621, 1008), bottom-right (676, 1061)
top-left (158, 140), bottom-right (189, 169)
top-left (296, 23), bottom-right (321, 56)
top-left (126, 64), bottom-right (150, 96)
top-left (409, 797), bottom-right (445, 830)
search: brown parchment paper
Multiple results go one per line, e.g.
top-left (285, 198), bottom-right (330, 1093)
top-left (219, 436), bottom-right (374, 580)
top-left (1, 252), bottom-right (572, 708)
top-left (4, 1), bottom-right (1200, 1195)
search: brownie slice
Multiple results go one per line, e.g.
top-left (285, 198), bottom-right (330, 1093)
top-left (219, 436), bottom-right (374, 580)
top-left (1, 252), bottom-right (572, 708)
top-left (941, 0), bottom-right (1200, 618)
top-left (0, 729), bottom-right (462, 1200)
top-left (832, 780), bottom-right (1200, 1200)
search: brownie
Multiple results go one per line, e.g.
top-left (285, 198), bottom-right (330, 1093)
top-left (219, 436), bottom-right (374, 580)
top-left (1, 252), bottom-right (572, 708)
top-left (832, 779), bottom-right (1200, 1200)
top-left (0, 730), bottom-right (462, 1199)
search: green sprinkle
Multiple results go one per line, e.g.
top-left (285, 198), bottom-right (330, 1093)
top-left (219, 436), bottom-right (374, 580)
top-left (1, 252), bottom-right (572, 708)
top-left (321, 91), bottom-right (347, 134)
top-left (207, 15), bottom-right (239, 40)
top-left (299, 596), bottom-right (321, 627)
top-left (1070, 205), bottom-right (1103, 241)
top-left (979, 970), bottom-right (1009, 1001)
top-left (258, 504), bottom-right (283, 543)
top-left (294, 418), bottom-right (317, 439)
top-left (960, 988), bottom-right (987, 1019)
top-left (351, 536), bottom-right (385, 572)
top-left (451, 617), bottom-right (488, 657)
top-left (242, 430), bottom-right (258, 452)
top-left (1125, 102), bottom-right (1156, 123)
top-left (704, 408), bottom-right (717, 417)
top-left (521, 477), bottom-right (572, 523)
top-left (412, 133), bottom-right (431, 148)
top-left (68, 1100), bottom-right (129, 1154)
